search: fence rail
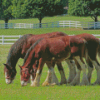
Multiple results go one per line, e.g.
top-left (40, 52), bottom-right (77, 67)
top-left (0, 21), bottom-right (100, 29)
top-left (0, 34), bottom-right (100, 45)
top-left (0, 35), bottom-right (22, 45)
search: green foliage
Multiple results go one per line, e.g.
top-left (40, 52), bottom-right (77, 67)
top-left (68, 0), bottom-right (100, 21)
top-left (12, 0), bottom-right (64, 25)
top-left (0, 0), bottom-right (12, 23)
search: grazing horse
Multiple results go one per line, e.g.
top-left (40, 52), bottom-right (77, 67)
top-left (20, 35), bottom-right (89, 86)
top-left (67, 33), bottom-right (100, 85)
top-left (76, 33), bottom-right (100, 84)
top-left (4, 32), bottom-right (68, 84)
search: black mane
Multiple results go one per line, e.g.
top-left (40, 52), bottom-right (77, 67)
top-left (6, 34), bottom-right (33, 67)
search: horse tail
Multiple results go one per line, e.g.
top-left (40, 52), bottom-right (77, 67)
top-left (98, 40), bottom-right (100, 58)
top-left (94, 40), bottom-right (100, 66)
top-left (83, 39), bottom-right (89, 62)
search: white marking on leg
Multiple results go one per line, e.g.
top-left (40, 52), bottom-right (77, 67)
top-left (92, 61), bottom-right (100, 84)
top-left (31, 70), bottom-right (41, 87)
top-left (42, 69), bottom-right (52, 86)
top-left (50, 67), bottom-right (59, 85)
top-left (74, 57), bottom-right (89, 85)
top-left (30, 75), bottom-right (34, 84)
top-left (66, 59), bottom-right (76, 83)
top-left (80, 64), bottom-right (89, 85)
top-left (70, 68), bottom-right (81, 85)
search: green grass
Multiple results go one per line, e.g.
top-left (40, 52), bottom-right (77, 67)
top-left (0, 27), bottom-right (100, 36)
top-left (0, 15), bottom-right (100, 24)
top-left (0, 28), bottom-right (100, 100)
top-left (0, 15), bottom-right (100, 99)
top-left (0, 44), bottom-right (99, 100)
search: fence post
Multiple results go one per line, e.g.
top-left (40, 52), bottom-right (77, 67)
top-left (19, 35), bottom-right (21, 38)
top-left (81, 22), bottom-right (83, 29)
top-left (63, 21), bottom-right (64, 27)
top-left (69, 21), bottom-right (71, 28)
top-left (75, 22), bottom-right (77, 28)
top-left (94, 22), bottom-right (95, 29)
top-left (30, 24), bottom-right (31, 28)
top-left (2, 35), bottom-right (4, 45)
top-left (57, 21), bottom-right (59, 27)
top-left (52, 22), bottom-right (54, 28)
top-left (88, 22), bottom-right (89, 29)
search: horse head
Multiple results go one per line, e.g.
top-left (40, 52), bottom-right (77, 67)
top-left (19, 65), bottom-right (30, 86)
top-left (4, 64), bottom-right (17, 84)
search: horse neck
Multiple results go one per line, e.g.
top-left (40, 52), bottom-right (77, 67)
top-left (23, 48), bottom-right (37, 69)
top-left (6, 50), bottom-right (20, 69)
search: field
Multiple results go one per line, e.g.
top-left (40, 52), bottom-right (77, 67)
top-left (0, 15), bottom-right (100, 100)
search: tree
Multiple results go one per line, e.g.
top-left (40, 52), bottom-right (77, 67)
top-left (12, 0), bottom-right (65, 27)
top-left (0, 0), bottom-right (12, 28)
top-left (68, 0), bottom-right (100, 22)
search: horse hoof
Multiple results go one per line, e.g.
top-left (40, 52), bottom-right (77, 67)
top-left (60, 81), bottom-right (67, 85)
top-left (31, 83), bottom-right (39, 87)
top-left (50, 83), bottom-right (56, 86)
top-left (42, 82), bottom-right (51, 86)
top-left (92, 81), bottom-right (100, 85)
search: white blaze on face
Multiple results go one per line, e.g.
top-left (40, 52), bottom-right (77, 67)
top-left (5, 72), bottom-right (10, 84)
top-left (20, 75), bottom-right (28, 86)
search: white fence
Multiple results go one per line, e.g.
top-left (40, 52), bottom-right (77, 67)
top-left (82, 21), bottom-right (100, 29)
top-left (0, 35), bottom-right (22, 45)
top-left (1, 21), bottom-right (100, 29)
top-left (0, 34), bottom-right (100, 45)
top-left (59, 21), bottom-right (82, 28)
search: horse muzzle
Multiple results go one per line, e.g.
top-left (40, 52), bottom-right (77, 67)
top-left (21, 81), bottom-right (27, 86)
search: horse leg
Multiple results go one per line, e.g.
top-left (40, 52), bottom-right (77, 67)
top-left (91, 60), bottom-right (100, 85)
top-left (69, 59), bottom-right (81, 86)
top-left (65, 59), bottom-right (76, 83)
top-left (42, 62), bottom-right (59, 86)
top-left (31, 58), bottom-right (44, 87)
top-left (56, 62), bottom-right (67, 85)
top-left (77, 57), bottom-right (89, 85)
top-left (30, 60), bottom-right (38, 84)
top-left (86, 58), bottom-right (94, 83)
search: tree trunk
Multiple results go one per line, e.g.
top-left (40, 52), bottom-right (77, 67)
top-left (95, 16), bottom-right (98, 22)
top-left (5, 18), bottom-right (9, 29)
top-left (39, 18), bottom-right (42, 28)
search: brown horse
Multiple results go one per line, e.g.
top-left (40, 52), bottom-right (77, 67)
top-left (44, 33), bottom-right (100, 85)
top-left (76, 33), bottom-right (100, 85)
top-left (4, 32), bottom-right (68, 84)
top-left (67, 33), bottom-right (100, 85)
top-left (20, 35), bottom-right (89, 86)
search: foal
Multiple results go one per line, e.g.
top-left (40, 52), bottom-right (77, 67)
top-left (20, 35), bottom-right (89, 86)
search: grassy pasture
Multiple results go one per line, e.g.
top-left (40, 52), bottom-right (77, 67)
top-left (0, 15), bottom-right (100, 24)
top-left (0, 15), bottom-right (100, 99)
top-left (0, 44), bottom-right (99, 100)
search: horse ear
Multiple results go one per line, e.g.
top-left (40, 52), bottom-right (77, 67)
top-left (3, 63), bottom-right (12, 70)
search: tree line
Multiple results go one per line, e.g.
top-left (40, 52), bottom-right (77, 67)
top-left (0, 0), bottom-right (100, 28)
top-left (0, 0), bottom-right (67, 28)
top-left (68, 0), bottom-right (100, 22)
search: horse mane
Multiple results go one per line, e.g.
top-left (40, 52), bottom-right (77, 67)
top-left (23, 38), bottom-right (43, 65)
top-left (7, 34), bottom-right (33, 66)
